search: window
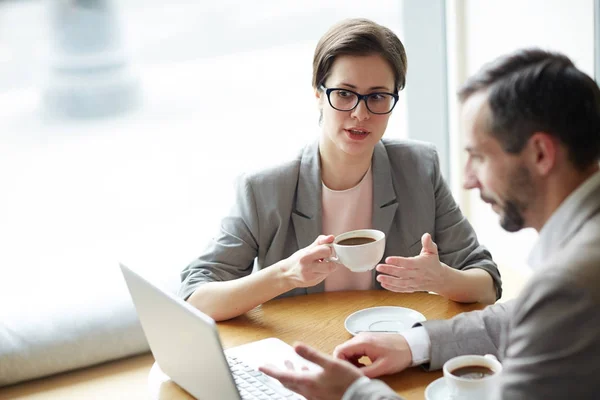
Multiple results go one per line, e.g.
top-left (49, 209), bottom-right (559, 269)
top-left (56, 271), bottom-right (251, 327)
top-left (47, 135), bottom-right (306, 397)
top-left (0, 1), bottom-right (408, 290)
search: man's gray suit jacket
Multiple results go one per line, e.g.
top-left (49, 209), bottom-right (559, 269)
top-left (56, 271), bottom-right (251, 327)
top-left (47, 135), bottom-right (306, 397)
top-left (352, 173), bottom-right (600, 399)
top-left (178, 139), bottom-right (501, 301)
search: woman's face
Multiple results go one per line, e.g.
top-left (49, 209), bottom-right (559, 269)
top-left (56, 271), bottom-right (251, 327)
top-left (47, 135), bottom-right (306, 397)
top-left (317, 54), bottom-right (396, 159)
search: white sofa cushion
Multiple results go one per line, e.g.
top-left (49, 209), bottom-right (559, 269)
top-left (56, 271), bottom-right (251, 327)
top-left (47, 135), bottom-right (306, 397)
top-left (0, 258), bottom-right (181, 387)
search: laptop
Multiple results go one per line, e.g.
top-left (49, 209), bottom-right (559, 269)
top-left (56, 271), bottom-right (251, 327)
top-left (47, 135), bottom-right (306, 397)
top-left (119, 263), bottom-right (316, 400)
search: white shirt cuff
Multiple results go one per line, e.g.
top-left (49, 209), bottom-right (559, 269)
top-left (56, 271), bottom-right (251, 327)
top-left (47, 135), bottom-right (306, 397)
top-left (341, 376), bottom-right (371, 400)
top-left (401, 326), bottom-right (431, 366)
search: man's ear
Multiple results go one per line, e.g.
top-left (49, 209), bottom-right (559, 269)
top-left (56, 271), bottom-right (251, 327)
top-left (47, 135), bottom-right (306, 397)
top-left (527, 132), bottom-right (557, 176)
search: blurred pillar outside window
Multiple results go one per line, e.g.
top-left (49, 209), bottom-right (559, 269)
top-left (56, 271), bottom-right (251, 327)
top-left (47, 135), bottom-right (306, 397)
top-left (43, 0), bottom-right (140, 118)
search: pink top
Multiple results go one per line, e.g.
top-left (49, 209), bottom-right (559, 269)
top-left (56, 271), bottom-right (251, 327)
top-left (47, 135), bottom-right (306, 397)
top-left (322, 167), bottom-right (374, 292)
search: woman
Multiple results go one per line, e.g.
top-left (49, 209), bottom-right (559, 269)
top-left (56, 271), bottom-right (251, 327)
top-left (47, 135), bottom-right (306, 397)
top-left (179, 18), bottom-right (501, 321)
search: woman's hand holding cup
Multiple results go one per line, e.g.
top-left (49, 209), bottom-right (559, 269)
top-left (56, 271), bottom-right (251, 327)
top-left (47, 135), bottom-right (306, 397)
top-left (282, 235), bottom-right (340, 288)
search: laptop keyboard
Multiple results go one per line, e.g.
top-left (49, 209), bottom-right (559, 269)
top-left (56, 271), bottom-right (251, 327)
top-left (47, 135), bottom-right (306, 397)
top-left (226, 355), bottom-right (303, 400)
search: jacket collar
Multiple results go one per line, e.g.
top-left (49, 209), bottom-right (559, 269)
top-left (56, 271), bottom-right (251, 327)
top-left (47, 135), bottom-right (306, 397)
top-left (528, 170), bottom-right (600, 269)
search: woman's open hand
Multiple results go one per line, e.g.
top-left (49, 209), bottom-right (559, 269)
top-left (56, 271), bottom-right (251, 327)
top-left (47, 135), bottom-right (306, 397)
top-left (376, 233), bottom-right (449, 293)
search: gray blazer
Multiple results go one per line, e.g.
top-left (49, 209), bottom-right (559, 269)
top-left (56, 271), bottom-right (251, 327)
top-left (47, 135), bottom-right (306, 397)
top-left (352, 174), bottom-right (600, 399)
top-left (179, 139), bottom-right (501, 301)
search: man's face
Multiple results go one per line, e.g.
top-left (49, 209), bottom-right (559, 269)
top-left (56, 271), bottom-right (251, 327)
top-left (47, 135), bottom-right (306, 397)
top-left (461, 92), bottom-right (534, 232)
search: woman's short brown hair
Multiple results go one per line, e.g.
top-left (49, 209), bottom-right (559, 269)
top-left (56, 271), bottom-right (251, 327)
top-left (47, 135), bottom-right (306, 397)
top-left (312, 18), bottom-right (408, 93)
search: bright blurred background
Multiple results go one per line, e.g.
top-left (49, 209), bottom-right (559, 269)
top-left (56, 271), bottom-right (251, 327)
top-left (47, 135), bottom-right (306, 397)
top-left (0, 1), bottom-right (409, 298)
top-left (0, 0), bottom-right (595, 313)
top-left (0, 0), bottom-right (598, 389)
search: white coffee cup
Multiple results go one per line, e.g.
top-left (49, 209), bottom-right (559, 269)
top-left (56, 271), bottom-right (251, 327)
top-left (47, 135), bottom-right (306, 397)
top-left (328, 229), bottom-right (385, 272)
top-left (442, 354), bottom-right (502, 400)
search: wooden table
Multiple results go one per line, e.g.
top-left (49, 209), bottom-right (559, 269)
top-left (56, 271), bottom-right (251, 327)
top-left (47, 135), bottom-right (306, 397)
top-left (150, 290), bottom-right (484, 400)
top-left (0, 353), bottom-right (155, 400)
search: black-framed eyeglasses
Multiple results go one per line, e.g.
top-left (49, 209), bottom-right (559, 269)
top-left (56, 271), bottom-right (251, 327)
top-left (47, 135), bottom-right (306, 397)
top-left (320, 85), bottom-right (399, 115)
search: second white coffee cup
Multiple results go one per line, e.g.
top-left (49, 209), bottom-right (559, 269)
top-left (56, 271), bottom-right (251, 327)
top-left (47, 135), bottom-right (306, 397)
top-left (328, 229), bottom-right (386, 272)
top-left (442, 354), bottom-right (502, 400)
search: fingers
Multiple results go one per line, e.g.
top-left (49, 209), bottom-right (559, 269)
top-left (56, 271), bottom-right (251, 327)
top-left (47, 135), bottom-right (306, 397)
top-left (293, 342), bottom-right (333, 369)
top-left (357, 357), bottom-right (391, 378)
top-left (333, 335), bottom-right (372, 361)
top-left (258, 364), bottom-right (291, 382)
top-left (376, 261), bottom-right (420, 292)
top-left (259, 367), bottom-right (320, 400)
top-left (383, 256), bottom-right (414, 268)
top-left (376, 271), bottom-right (419, 292)
top-left (420, 233), bottom-right (438, 255)
top-left (304, 244), bottom-right (335, 261)
top-left (312, 235), bottom-right (336, 262)
top-left (376, 263), bottom-right (413, 276)
top-left (381, 232), bottom-right (438, 263)
top-left (379, 280), bottom-right (417, 293)
top-left (284, 360), bottom-right (295, 370)
top-left (335, 335), bottom-right (412, 378)
top-left (345, 355), bottom-right (366, 368)
top-left (259, 346), bottom-right (327, 398)
top-left (376, 268), bottom-right (416, 281)
top-left (332, 335), bottom-right (392, 378)
top-left (315, 234), bottom-right (335, 245)
top-left (258, 365), bottom-right (306, 394)
top-left (304, 241), bottom-right (340, 273)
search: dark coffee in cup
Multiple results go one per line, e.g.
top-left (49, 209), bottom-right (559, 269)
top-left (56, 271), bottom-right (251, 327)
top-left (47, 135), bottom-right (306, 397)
top-left (450, 365), bottom-right (494, 380)
top-left (443, 354), bottom-right (501, 398)
top-left (337, 237), bottom-right (376, 246)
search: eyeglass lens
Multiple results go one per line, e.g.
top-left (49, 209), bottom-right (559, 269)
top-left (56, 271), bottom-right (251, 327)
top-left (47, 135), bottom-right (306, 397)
top-left (329, 90), bottom-right (395, 114)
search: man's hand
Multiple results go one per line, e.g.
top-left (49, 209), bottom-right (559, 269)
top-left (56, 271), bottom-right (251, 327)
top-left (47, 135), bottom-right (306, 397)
top-left (376, 233), bottom-right (449, 293)
top-left (259, 342), bottom-right (363, 400)
top-left (333, 332), bottom-right (413, 378)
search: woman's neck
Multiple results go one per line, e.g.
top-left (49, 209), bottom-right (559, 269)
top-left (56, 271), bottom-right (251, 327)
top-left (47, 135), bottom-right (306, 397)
top-left (319, 140), bottom-right (373, 191)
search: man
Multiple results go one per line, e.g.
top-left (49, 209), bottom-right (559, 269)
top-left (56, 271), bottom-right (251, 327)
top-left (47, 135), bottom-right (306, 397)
top-left (260, 48), bottom-right (600, 399)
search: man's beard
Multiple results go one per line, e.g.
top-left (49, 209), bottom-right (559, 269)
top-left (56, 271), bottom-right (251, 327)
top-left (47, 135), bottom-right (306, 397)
top-left (499, 200), bottom-right (525, 232)
top-left (483, 165), bottom-right (532, 233)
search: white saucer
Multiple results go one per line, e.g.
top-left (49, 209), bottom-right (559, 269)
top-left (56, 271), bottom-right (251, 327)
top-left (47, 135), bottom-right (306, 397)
top-left (344, 306), bottom-right (426, 335)
top-left (424, 377), bottom-right (449, 400)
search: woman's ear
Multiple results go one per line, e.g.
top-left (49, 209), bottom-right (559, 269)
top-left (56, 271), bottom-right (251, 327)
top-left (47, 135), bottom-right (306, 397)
top-left (315, 87), bottom-right (325, 126)
top-left (315, 88), bottom-right (324, 111)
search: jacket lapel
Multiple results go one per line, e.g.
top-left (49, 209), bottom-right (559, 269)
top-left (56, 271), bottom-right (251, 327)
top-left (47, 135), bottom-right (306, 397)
top-left (371, 141), bottom-right (399, 236)
top-left (371, 141), bottom-right (399, 288)
top-left (291, 141), bottom-right (324, 294)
